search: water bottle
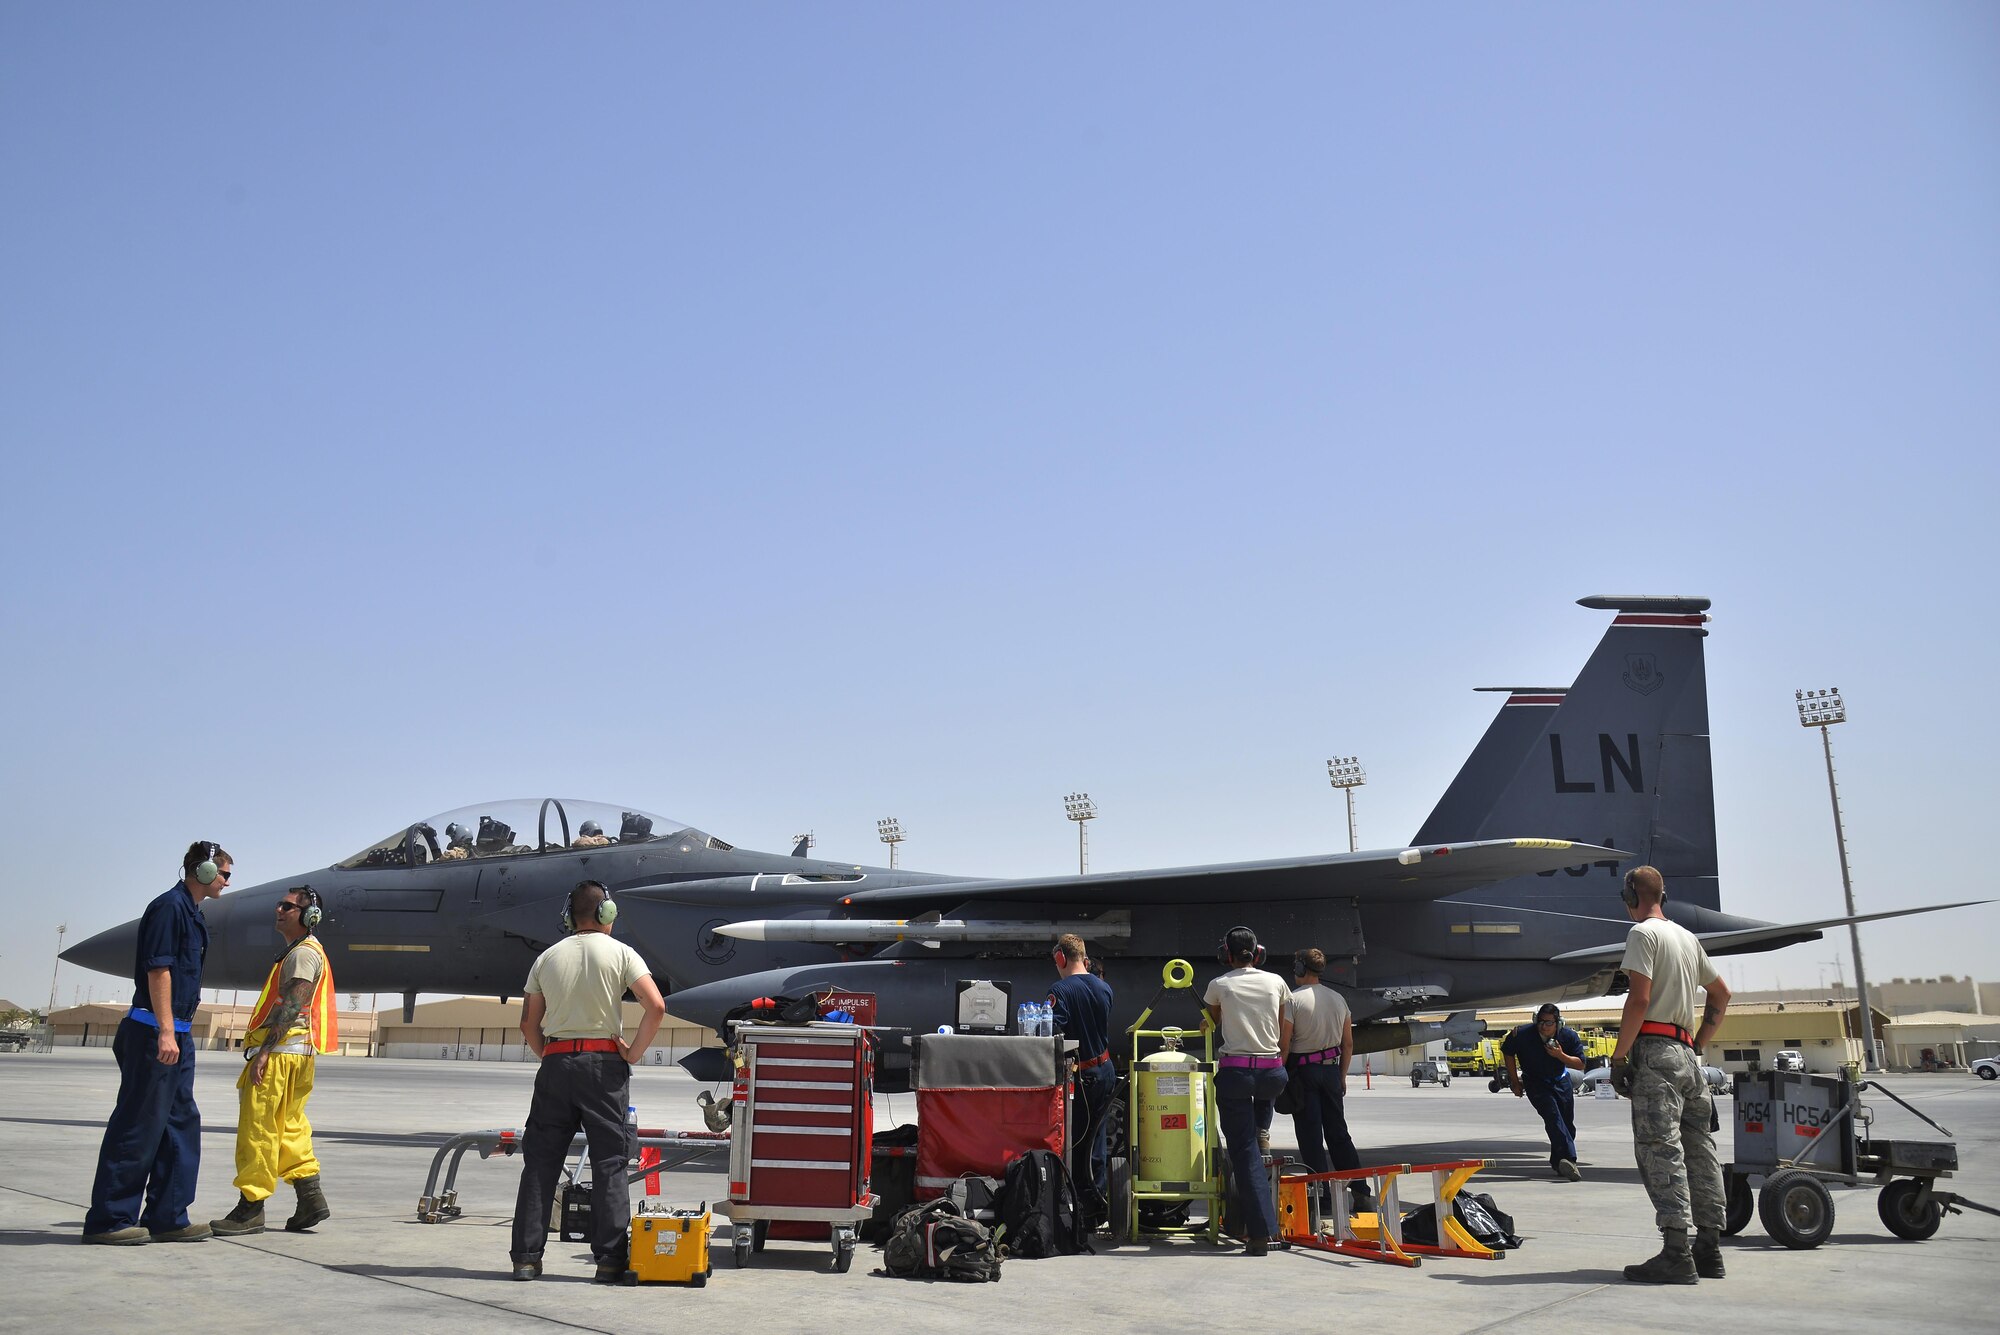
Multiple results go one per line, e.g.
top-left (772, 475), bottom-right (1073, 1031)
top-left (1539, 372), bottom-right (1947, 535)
top-left (1017, 1002), bottom-right (1033, 1036)
top-left (1037, 1002), bottom-right (1052, 1037)
top-left (625, 1103), bottom-right (640, 1163)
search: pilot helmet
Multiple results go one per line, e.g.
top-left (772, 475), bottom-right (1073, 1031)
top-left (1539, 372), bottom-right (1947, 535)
top-left (579, 820), bottom-right (604, 838)
top-left (445, 822), bottom-right (472, 848)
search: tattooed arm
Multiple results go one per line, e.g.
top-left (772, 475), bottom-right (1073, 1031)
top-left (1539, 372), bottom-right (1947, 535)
top-left (248, 975), bottom-right (315, 1087)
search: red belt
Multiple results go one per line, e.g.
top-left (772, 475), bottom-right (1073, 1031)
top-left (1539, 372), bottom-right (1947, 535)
top-left (1638, 1021), bottom-right (1693, 1046)
top-left (1078, 1050), bottom-right (1112, 1071)
top-left (543, 1038), bottom-right (621, 1056)
top-left (1219, 1054), bottom-right (1284, 1068)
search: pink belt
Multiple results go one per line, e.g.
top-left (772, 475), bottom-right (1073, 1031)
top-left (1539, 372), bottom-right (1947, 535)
top-left (1219, 1054), bottom-right (1283, 1068)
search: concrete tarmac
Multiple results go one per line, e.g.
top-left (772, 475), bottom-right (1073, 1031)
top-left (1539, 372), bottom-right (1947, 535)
top-left (3, 1048), bottom-right (1994, 1334)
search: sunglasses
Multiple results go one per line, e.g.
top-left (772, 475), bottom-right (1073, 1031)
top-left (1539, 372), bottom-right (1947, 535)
top-left (216, 869), bottom-right (232, 880)
top-left (275, 903), bottom-right (301, 914)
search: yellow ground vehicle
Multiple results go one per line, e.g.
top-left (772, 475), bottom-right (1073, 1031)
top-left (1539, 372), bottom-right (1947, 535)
top-left (1445, 1038), bottom-right (1502, 1076)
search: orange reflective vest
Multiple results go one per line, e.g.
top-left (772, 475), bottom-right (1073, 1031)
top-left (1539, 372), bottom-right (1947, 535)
top-left (246, 935), bottom-right (339, 1054)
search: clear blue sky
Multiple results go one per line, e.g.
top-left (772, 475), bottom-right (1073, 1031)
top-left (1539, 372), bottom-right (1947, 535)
top-left (4, 6), bottom-right (1995, 1011)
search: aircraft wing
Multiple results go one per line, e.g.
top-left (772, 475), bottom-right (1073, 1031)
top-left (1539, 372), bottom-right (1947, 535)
top-left (1546, 899), bottom-right (1991, 967)
top-left (832, 839), bottom-right (1627, 909)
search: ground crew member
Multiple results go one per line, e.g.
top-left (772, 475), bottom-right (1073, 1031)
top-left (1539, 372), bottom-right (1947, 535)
top-left (1287, 948), bottom-right (1362, 1208)
top-left (1205, 926), bottom-right (1292, 1256)
top-left (211, 886), bottom-right (338, 1236)
top-left (1048, 932), bottom-right (1115, 1228)
top-left (1608, 865), bottom-right (1732, 1284)
top-left (509, 880), bottom-right (666, 1283)
top-left (1502, 1003), bottom-right (1586, 1181)
top-left (83, 841), bottom-right (230, 1245)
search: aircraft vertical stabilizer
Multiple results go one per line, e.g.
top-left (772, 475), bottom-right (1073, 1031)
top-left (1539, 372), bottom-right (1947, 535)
top-left (1412, 686), bottom-right (1568, 846)
top-left (1460, 596), bottom-right (1717, 912)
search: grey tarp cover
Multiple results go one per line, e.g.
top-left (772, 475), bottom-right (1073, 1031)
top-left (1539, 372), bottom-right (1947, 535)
top-left (911, 1033), bottom-right (1074, 1089)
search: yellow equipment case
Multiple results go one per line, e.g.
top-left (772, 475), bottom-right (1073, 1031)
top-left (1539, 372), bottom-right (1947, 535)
top-left (624, 1202), bottom-right (713, 1286)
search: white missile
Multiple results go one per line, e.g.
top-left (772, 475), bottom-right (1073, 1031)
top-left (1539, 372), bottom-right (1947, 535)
top-left (716, 918), bottom-right (1131, 944)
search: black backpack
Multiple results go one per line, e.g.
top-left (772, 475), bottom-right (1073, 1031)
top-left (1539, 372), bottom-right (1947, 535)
top-left (992, 1149), bottom-right (1093, 1258)
top-left (881, 1199), bottom-right (1002, 1282)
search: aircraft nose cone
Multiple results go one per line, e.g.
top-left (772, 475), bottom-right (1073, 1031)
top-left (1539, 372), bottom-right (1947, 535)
top-left (62, 920), bottom-right (139, 979)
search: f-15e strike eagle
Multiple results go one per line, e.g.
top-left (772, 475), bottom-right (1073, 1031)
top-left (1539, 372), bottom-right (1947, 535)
top-left (65, 596), bottom-right (1976, 1080)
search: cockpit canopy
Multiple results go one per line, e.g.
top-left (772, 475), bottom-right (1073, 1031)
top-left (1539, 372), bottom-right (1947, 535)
top-left (338, 799), bottom-right (731, 869)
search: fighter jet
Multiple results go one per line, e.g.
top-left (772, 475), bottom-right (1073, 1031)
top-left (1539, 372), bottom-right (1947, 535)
top-left (63, 596), bottom-right (1977, 1080)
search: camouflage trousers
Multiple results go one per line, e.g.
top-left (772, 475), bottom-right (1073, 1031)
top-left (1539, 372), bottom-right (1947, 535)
top-left (1629, 1036), bottom-right (1725, 1234)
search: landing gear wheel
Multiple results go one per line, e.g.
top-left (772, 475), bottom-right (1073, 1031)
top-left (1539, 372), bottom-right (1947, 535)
top-left (732, 1226), bottom-right (753, 1269)
top-left (1723, 1172), bottom-right (1753, 1236)
top-left (1878, 1179), bottom-right (1943, 1241)
top-left (1758, 1170), bottom-right (1835, 1249)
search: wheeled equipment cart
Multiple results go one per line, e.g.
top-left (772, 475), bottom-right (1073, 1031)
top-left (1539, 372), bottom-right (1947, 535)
top-left (1723, 1068), bottom-right (1997, 1248)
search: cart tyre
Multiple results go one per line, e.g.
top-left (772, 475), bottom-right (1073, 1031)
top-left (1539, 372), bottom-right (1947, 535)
top-left (691, 1270), bottom-right (707, 1288)
top-left (733, 1228), bottom-right (753, 1268)
top-left (1723, 1172), bottom-right (1753, 1236)
top-left (1109, 1155), bottom-right (1135, 1244)
top-left (834, 1235), bottom-right (855, 1273)
top-left (1758, 1170), bottom-right (1835, 1249)
top-left (1411, 1074), bottom-right (1421, 1088)
top-left (751, 1218), bottom-right (768, 1253)
top-left (1877, 1178), bottom-right (1943, 1241)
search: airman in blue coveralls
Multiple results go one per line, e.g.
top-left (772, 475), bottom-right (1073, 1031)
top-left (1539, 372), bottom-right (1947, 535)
top-left (83, 841), bottom-right (231, 1245)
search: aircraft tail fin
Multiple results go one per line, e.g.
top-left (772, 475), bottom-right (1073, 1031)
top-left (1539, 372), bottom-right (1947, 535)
top-left (1412, 687), bottom-right (1568, 846)
top-left (1455, 596), bottom-right (1719, 912)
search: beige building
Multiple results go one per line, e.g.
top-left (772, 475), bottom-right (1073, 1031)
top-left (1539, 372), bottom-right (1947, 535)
top-left (47, 1001), bottom-right (378, 1057)
top-left (374, 996), bottom-right (717, 1066)
top-left (1881, 1011), bottom-right (2000, 1071)
top-left (1728, 976), bottom-right (1995, 1018)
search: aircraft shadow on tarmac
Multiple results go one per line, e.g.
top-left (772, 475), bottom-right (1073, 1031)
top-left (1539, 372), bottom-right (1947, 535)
top-left (1357, 1139), bottom-right (1644, 1186)
top-left (333, 1262), bottom-right (635, 1282)
top-left (0, 1226), bottom-right (89, 1247)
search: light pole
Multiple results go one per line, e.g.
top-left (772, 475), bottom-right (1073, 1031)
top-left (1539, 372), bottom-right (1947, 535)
top-left (1064, 793), bottom-right (1098, 874)
top-left (877, 817), bottom-right (905, 871)
top-left (49, 924), bottom-right (66, 1014)
top-left (1327, 756), bottom-right (1366, 853)
top-left (1797, 687), bottom-right (1879, 1070)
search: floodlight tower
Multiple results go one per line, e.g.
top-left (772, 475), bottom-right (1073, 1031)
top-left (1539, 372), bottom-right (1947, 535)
top-left (1327, 756), bottom-right (1366, 853)
top-left (1064, 793), bottom-right (1098, 874)
top-left (1797, 687), bottom-right (1879, 1070)
top-left (49, 923), bottom-right (66, 1014)
top-left (877, 817), bottom-right (905, 871)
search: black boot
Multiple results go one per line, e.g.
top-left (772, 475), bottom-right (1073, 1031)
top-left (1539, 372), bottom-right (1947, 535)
top-left (285, 1175), bottom-right (330, 1232)
top-left (211, 1195), bottom-right (266, 1237)
top-left (1693, 1227), bottom-right (1725, 1279)
top-left (1624, 1228), bottom-right (1697, 1285)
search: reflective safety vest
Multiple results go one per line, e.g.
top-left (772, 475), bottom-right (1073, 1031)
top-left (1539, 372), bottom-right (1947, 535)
top-left (246, 935), bottom-right (339, 1054)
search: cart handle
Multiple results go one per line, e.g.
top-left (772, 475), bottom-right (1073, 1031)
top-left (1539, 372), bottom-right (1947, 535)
top-left (1855, 1081), bottom-right (1954, 1140)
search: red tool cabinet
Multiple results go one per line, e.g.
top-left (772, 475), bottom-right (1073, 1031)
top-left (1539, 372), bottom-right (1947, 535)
top-left (715, 1024), bottom-right (875, 1273)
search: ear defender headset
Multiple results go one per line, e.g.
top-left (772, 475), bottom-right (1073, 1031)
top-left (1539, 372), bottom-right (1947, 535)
top-left (292, 886), bottom-right (324, 931)
top-left (189, 841), bottom-right (223, 885)
top-left (1620, 869), bottom-right (1668, 911)
top-left (1218, 926), bottom-right (1266, 968)
top-left (561, 880), bottom-right (618, 934)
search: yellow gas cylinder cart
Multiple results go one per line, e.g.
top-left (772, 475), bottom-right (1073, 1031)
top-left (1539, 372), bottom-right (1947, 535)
top-left (1110, 958), bottom-right (1224, 1244)
top-left (622, 1202), bottom-right (714, 1287)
